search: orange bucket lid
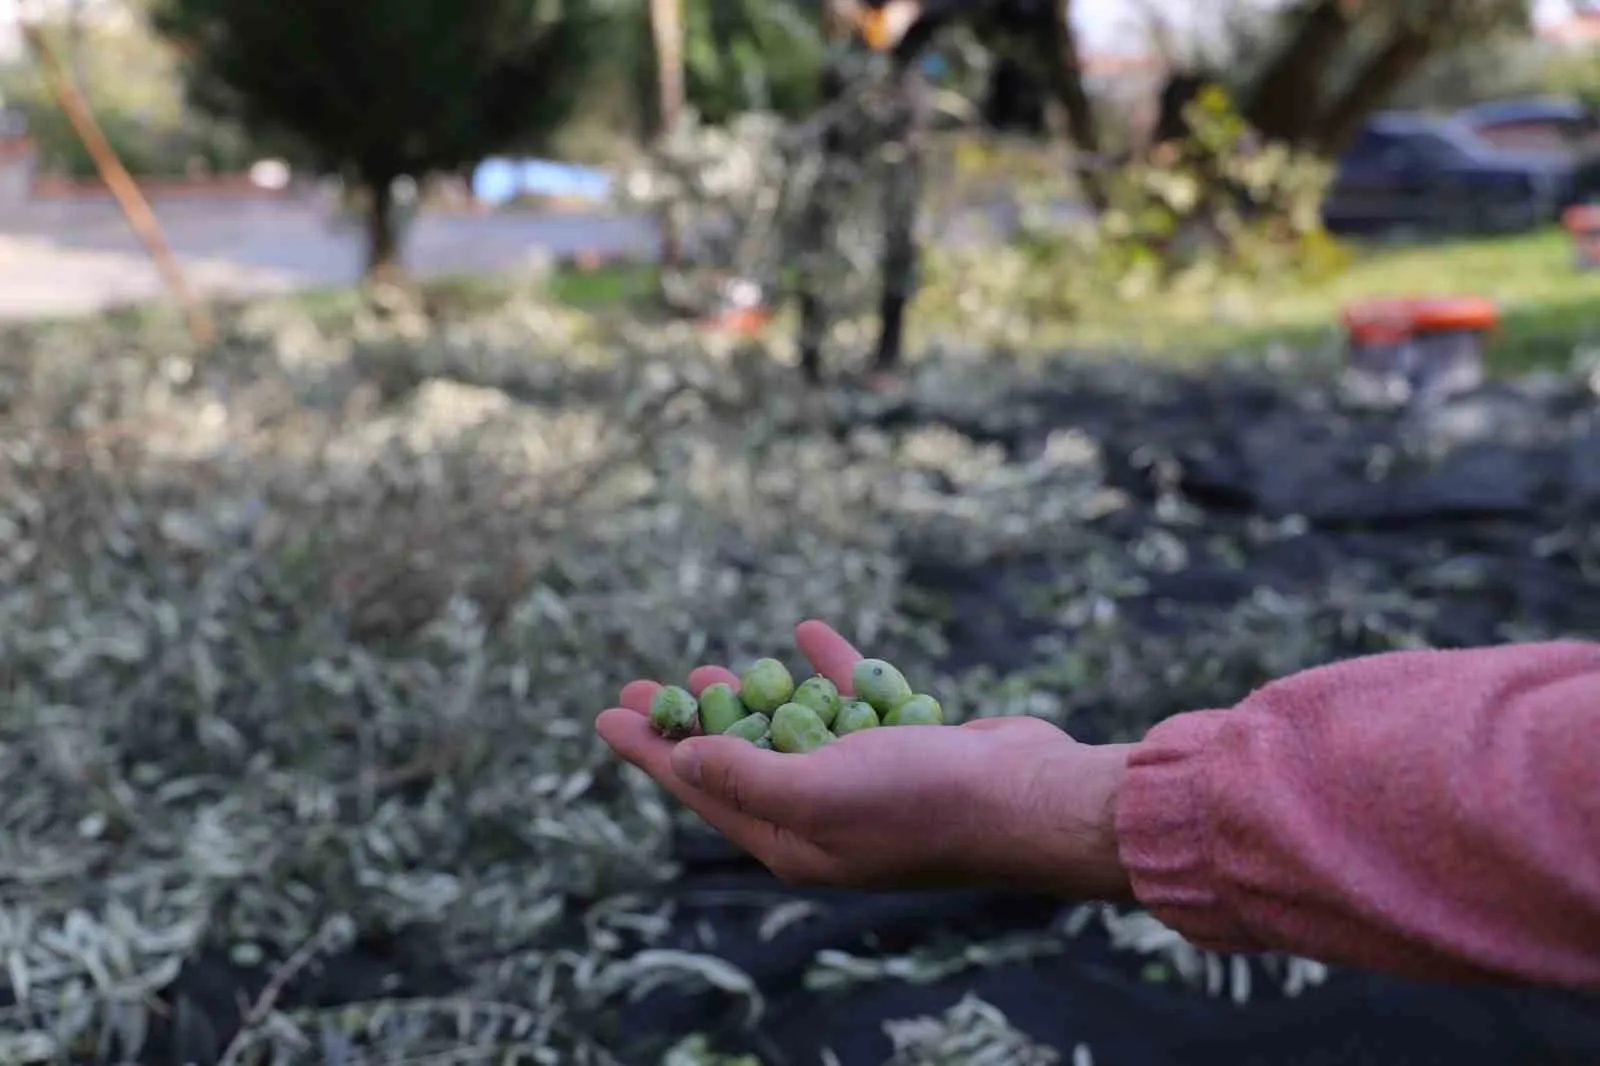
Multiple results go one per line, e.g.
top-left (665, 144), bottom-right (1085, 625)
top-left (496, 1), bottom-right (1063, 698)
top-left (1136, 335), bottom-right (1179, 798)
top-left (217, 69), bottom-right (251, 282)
top-left (1341, 295), bottom-right (1498, 340)
top-left (1409, 295), bottom-right (1498, 333)
top-left (1341, 298), bottom-right (1415, 344)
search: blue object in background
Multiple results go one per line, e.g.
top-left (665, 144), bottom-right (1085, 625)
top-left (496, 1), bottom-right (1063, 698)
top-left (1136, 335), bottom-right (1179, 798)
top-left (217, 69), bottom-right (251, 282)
top-left (1321, 110), bottom-right (1600, 235)
top-left (472, 158), bottom-right (613, 205)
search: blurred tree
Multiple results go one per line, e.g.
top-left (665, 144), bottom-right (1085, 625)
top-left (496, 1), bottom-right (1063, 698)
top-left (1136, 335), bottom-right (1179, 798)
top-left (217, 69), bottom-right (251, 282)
top-left (0, 4), bottom-right (264, 178)
top-left (619, 0), bottom-right (825, 126)
top-left (683, 0), bottom-right (825, 122)
top-left (146, 0), bottom-right (605, 280)
top-left (505, 0), bottom-right (823, 168)
top-left (1157, 0), bottom-right (1532, 158)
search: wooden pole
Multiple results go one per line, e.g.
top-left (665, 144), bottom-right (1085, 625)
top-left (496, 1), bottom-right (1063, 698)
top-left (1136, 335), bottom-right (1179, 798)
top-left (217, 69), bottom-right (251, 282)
top-left (648, 0), bottom-right (685, 269)
top-left (21, 20), bottom-right (216, 344)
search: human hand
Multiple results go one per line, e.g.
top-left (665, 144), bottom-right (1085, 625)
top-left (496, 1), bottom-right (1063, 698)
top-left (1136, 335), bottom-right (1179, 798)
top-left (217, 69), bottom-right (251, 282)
top-left (595, 620), bottom-right (1134, 899)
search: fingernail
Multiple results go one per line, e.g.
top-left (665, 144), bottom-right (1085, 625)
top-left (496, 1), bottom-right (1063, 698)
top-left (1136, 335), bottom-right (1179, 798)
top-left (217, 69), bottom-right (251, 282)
top-left (672, 743), bottom-right (703, 788)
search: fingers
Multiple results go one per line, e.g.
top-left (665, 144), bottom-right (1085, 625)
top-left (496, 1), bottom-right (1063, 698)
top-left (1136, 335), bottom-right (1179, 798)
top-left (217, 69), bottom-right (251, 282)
top-left (621, 622), bottom-right (857, 714)
top-left (796, 620), bottom-right (863, 693)
top-left (671, 734), bottom-right (818, 826)
top-left (597, 707), bottom-right (782, 840)
top-left (599, 707), bottom-right (829, 878)
top-left (619, 679), bottom-right (661, 715)
top-left (687, 665), bottom-right (740, 695)
top-left (617, 669), bottom-right (735, 718)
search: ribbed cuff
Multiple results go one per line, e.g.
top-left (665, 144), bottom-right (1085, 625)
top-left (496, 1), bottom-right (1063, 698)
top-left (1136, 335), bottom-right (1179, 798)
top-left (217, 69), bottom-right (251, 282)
top-left (1114, 709), bottom-right (1256, 951)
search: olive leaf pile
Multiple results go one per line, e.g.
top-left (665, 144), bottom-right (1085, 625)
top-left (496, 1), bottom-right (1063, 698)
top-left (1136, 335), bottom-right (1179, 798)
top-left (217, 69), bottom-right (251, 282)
top-left (1, 281), bottom-right (1597, 1065)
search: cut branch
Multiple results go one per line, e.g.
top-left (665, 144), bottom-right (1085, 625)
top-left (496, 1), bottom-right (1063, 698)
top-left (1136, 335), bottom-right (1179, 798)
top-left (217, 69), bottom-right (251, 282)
top-left (21, 21), bottom-right (216, 345)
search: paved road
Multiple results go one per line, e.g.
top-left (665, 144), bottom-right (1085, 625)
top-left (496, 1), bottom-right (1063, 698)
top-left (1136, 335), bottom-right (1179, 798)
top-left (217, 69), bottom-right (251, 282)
top-left (0, 193), bottom-right (1086, 321)
top-left (0, 197), bottom-right (662, 320)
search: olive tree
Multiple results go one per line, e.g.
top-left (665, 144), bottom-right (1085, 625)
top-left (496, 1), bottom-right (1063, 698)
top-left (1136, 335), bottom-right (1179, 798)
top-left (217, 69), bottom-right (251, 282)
top-left (1160, 0), bottom-right (1531, 157)
top-left (147, 0), bottom-right (608, 280)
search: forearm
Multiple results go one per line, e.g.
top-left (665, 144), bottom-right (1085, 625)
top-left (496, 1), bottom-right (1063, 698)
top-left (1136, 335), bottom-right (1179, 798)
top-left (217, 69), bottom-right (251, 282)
top-left (1112, 642), bottom-right (1600, 990)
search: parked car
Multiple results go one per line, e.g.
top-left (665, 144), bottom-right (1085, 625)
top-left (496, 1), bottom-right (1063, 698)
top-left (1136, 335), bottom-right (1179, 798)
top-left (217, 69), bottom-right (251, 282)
top-left (1322, 110), bottom-right (1600, 235)
top-left (1454, 95), bottom-right (1600, 154)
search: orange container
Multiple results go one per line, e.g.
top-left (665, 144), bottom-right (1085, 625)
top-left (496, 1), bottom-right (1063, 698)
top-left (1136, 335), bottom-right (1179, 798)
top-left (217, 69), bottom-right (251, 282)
top-left (1340, 295), bottom-right (1495, 401)
top-left (1408, 295), bottom-right (1499, 336)
top-left (1341, 298), bottom-right (1416, 345)
top-left (699, 305), bottom-right (773, 336)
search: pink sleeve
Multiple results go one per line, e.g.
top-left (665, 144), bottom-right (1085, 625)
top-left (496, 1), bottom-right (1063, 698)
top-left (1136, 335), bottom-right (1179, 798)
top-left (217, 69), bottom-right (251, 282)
top-left (1114, 641), bottom-right (1600, 989)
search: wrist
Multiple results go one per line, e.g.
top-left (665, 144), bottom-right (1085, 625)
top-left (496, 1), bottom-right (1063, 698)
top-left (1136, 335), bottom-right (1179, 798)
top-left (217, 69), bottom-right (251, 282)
top-left (1077, 742), bottom-right (1135, 902)
top-left (1019, 740), bottom-right (1135, 903)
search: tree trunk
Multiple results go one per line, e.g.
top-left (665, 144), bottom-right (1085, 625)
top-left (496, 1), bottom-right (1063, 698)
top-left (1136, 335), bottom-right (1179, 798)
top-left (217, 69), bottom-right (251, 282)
top-left (648, 0), bottom-right (685, 268)
top-left (364, 177), bottom-right (402, 282)
top-left (1241, 0), bottom-right (1355, 146)
top-left (1043, 0), bottom-right (1108, 211)
top-left (1312, 28), bottom-right (1434, 156)
top-left (1151, 72), bottom-right (1210, 150)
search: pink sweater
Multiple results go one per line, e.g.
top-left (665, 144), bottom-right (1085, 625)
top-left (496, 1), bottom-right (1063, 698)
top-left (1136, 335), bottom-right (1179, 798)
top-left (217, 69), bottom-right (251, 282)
top-left (1116, 641), bottom-right (1600, 990)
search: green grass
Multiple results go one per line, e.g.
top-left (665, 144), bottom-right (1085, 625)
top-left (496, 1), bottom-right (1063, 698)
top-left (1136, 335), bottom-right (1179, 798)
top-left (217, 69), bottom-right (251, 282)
top-left (544, 262), bottom-right (660, 308)
top-left (1049, 227), bottom-right (1600, 376)
top-left (15, 226), bottom-right (1595, 382)
top-left (517, 228), bottom-right (1599, 379)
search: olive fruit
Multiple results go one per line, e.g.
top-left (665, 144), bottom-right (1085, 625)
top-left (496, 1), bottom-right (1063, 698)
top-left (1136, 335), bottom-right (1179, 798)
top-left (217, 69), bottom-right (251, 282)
top-left (740, 658), bottom-right (795, 714)
top-left (884, 693), bottom-right (943, 726)
top-left (725, 713), bottom-right (773, 748)
top-left (833, 700), bottom-right (880, 736)
top-left (698, 682), bottom-right (748, 736)
top-left (792, 675), bottom-right (842, 727)
top-left (771, 702), bottom-right (834, 754)
top-left (649, 686), bottom-right (699, 739)
top-left (852, 659), bottom-right (913, 716)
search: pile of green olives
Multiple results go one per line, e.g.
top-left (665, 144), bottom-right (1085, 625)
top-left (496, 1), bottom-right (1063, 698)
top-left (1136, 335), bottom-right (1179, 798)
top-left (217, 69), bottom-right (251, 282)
top-left (648, 657), bottom-right (944, 752)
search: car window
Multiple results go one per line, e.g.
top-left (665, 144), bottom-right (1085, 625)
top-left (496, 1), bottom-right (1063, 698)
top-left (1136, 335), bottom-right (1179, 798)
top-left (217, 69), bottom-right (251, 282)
top-left (1346, 129), bottom-right (1397, 164)
top-left (1400, 132), bottom-right (1468, 167)
top-left (1473, 117), bottom-right (1598, 154)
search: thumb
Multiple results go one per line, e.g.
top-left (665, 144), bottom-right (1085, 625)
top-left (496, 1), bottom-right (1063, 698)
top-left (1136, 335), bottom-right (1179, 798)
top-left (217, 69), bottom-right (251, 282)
top-left (671, 736), bottom-right (809, 823)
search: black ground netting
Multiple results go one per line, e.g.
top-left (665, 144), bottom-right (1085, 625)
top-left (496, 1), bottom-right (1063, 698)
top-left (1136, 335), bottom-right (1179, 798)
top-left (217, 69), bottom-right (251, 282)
top-left (7, 307), bottom-right (1600, 1066)
top-left (622, 836), bottom-right (1600, 1066)
top-left (143, 850), bottom-right (1600, 1066)
top-left (133, 366), bottom-right (1600, 1066)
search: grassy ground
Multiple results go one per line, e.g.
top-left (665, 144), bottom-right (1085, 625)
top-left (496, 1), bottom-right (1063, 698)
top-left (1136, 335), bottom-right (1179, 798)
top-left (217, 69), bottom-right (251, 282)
top-left (1058, 227), bottom-right (1600, 376)
top-left (61, 226), bottom-right (1598, 380)
top-left (496, 227), bottom-right (1600, 378)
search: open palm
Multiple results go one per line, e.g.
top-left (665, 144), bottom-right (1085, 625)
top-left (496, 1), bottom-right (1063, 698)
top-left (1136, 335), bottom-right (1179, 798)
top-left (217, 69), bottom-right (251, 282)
top-left (596, 620), bottom-right (1133, 897)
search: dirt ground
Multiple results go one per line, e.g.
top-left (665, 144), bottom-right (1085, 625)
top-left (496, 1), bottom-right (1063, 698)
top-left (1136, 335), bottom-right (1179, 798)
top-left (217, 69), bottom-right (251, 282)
top-left (0, 195), bottom-right (661, 320)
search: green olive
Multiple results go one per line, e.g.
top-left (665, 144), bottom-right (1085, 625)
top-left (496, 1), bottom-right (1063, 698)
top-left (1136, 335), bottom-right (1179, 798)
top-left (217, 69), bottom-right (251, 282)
top-left (792, 675), bottom-right (842, 727)
top-left (770, 702), bottom-right (833, 754)
top-left (883, 693), bottom-right (943, 726)
top-left (852, 659), bottom-right (913, 716)
top-left (698, 682), bottom-right (748, 736)
top-left (648, 686), bottom-right (699, 739)
top-left (739, 658), bottom-right (795, 714)
top-left (725, 712), bottom-right (772, 746)
top-left (833, 700), bottom-right (881, 736)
